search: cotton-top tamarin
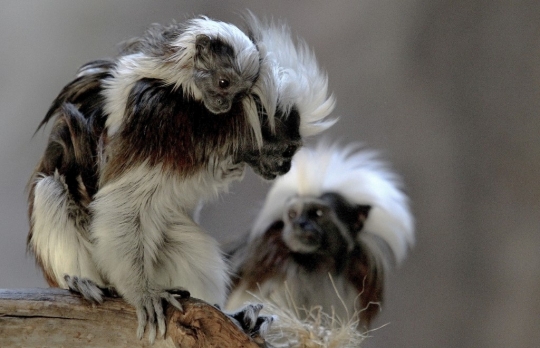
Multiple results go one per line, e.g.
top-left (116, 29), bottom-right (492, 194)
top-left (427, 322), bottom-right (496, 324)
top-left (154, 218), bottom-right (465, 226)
top-left (27, 15), bottom-right (335, 342)
top-left (226, 142), bottom-right (414, 327)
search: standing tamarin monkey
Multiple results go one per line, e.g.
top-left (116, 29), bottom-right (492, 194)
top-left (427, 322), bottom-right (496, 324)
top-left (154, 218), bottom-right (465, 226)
top-left (27, 15), bottom-right (335, 342)
top-left (226, 142), bottom-right (414, 328)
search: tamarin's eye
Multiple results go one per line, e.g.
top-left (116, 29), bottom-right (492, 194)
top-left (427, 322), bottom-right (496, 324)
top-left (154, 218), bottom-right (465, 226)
top-left (315, 209), bottom-right (324, 217)
top-left (288, 209), bottom-right (297, 220)
top-left (218, 78), bottom-right (230, 88)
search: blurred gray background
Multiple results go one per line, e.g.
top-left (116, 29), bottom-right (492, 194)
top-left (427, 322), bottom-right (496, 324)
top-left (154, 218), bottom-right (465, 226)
top-left (1, 0), bottom-right (539, 347)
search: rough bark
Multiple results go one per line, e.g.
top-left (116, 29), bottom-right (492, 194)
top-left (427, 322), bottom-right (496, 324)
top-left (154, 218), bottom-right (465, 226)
top-left (0, 288), bottom-right (265, 348)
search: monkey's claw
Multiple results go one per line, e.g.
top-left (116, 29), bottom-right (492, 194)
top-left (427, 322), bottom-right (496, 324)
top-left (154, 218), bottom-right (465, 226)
top-left (166, 287), bottom-right (190, 298)
top-left (135, 289), bottom-right (187, 343)
top-left (227, 303), bottom-right (274, 338)
top-left (64, 275), bottom-right (104, 304)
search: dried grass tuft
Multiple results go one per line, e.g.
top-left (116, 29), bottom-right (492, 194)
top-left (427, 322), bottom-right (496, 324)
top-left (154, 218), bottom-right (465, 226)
top-left (252, 280), bottom-right (379, 348)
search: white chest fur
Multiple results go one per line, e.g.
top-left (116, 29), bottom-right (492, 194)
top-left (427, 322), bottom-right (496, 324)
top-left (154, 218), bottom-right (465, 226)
top-left (91, 163), bottom-right (232, 306)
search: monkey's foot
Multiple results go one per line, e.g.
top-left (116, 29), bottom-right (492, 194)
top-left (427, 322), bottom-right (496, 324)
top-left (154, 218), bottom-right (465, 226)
top-left (226, 303), bottom-right (275, 338)
top-left (135, 288), bottom-right (188, 343)
top-left (64, 275), bottom-right (106, 304)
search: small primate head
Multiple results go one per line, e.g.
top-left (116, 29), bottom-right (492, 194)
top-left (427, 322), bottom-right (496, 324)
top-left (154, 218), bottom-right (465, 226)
top-left (227, 142), bottom-right (414, 327)
top-left (282, 192), bottom-right (371, 262)
top-left (239, 107), bottom-right (302, 180)
top-left (236, 14), bottom-right (337, 179)
top-left (192, 34), bottom-right (259, 114)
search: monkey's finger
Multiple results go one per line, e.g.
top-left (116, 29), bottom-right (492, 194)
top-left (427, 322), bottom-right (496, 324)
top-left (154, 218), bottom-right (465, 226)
top-left (244, 303), bottom-right (263, 330)
top-left (147, 322), bottom-right (157, 344)
top-left (64, 275), bottom-right (103, 304)
top-left (230, 303), bottom-right (263, 331)
top-left (136, 305), bottom-right (147, 340)
top-left (64, 274), bottom-right (80, 293)
top-left (152, 296), bottom-right (166, 338)
top-left (145, 302), bottom-right (157, 344)
top-left (251, 303), bottom-right (263, 317)
top-left (162, 292), bottom-right (184, 312)
top-left (254, 315), bottom-right (275, 338)
top-left (80, 278), bottom-right (104, 303)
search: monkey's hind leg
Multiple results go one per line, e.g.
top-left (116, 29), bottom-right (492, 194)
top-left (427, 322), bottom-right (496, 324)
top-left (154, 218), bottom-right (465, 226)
top-left (29, 171), bottom-right (104, 291)
top-left (64, 275), bottom-right (107, 303)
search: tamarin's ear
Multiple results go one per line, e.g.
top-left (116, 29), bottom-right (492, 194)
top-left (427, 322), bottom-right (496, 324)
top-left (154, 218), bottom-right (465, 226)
top-left (195, 34), bottom-right (211, 53)
top-left (354, 205), bottom-right (371, 232)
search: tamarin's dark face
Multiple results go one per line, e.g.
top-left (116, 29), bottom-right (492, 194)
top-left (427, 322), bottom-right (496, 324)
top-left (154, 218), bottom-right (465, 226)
top-left (239, 107), bottom-right (302, 180)
top-left (282, 192), bottom-right (371, 258)
top-left (192, 35), bottom-right (258, 114)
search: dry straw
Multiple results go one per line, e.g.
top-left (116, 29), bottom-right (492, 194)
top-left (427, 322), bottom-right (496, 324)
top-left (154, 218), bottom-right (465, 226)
top-left (251, 276), bottom-right (386, 348)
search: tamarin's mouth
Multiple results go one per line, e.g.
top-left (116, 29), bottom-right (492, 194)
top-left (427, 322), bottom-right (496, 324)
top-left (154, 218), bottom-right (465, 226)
top-left (205, 101), bottom-right (232, 114)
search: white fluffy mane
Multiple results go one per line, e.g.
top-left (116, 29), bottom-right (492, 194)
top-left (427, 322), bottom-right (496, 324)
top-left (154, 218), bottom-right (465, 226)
top-left (104, 16), bottom-right (268, 146)
top-left (251, 141), bottom-right (415, 264)
top-left (244, 14), bottom-right (337, 137)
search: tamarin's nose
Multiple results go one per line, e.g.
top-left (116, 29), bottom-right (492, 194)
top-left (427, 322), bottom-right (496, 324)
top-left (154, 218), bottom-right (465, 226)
top-left (294, 218), bottom-right (322, 245)
top-left (277, 160), bottom-right (291, 174)
top-left (296, 217), bottom-right (314, 231)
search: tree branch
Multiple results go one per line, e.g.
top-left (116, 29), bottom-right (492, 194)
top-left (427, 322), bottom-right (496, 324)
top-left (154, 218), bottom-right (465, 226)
top-left (0, 288), bottom-right (265, 348)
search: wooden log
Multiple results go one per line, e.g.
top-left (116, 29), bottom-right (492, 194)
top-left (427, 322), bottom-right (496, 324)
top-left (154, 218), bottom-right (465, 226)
top-left (0, 288), bottom-right (265, 348)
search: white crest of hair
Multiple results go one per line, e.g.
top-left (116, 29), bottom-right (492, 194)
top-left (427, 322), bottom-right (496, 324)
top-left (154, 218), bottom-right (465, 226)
top-left (103, 16), bottom-right (268, 146)
top-left (251, 141), bottom-right (415, 264)
top-left (243, 13), bottom-right (337, 137)
top-left (91, 161), bottom-right (233, 306)
top-left (245, 33), bottom-right (279, 134)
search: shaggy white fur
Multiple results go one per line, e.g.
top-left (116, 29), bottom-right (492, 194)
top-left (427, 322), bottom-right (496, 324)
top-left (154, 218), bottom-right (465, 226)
top-left (244, 14), bottom-right (337, 136)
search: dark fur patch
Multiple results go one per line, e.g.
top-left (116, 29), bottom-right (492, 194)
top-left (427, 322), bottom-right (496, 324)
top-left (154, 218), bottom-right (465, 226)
top-left (29, 64), bottom-right (110, 202)
top-left (101, 78), bottom-right (256, 183)
top-left (346, 244), bottom-right (384, 326)
top-left (232, 221), bottom-right (290, 291)
top-left (36, 64), bottom-right (112, 134)
top-left (195, 35), bottom-right (235, 65)
top-left (320, 192), bottom-right (371, 237)
top-left (239, 106), bottom-right (302, 179)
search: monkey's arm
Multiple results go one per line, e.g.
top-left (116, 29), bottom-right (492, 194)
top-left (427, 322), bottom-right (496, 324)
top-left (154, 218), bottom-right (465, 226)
top-left (89, 172), bottom-right (186, 343)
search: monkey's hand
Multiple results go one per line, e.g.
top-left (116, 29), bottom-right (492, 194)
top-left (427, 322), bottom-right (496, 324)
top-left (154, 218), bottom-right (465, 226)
top-left (221, 303), bottom-right (274, 339)
top-left (133, 288), bottom-right (189, 343)
top-left (65, 274), bottom-right (190, 342)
